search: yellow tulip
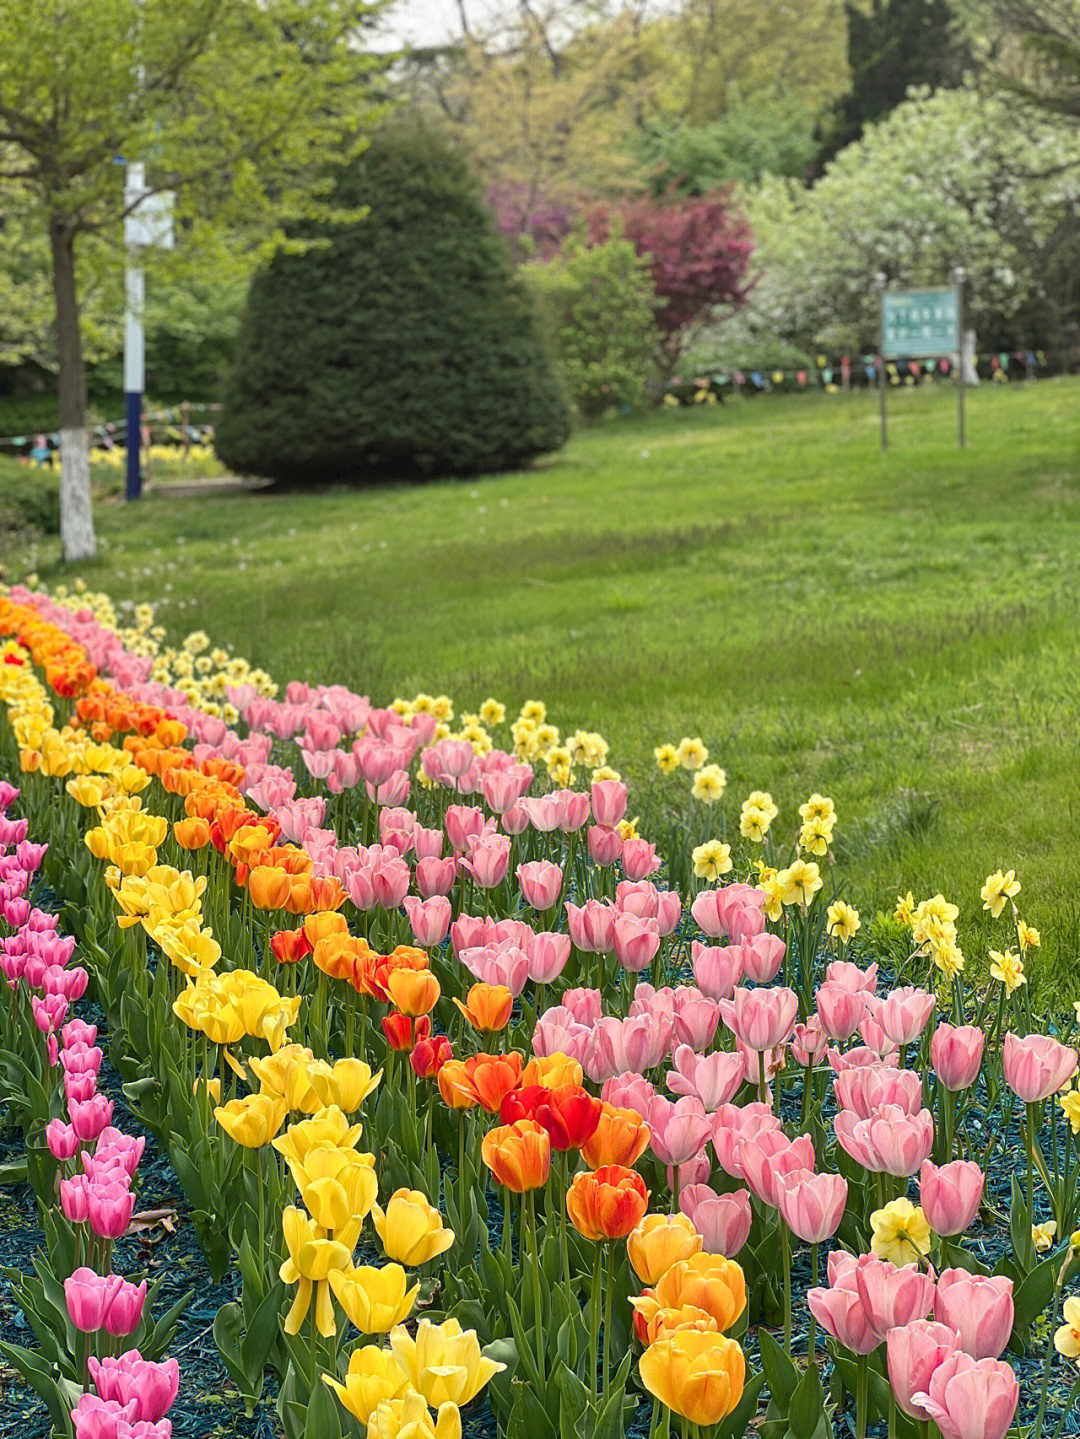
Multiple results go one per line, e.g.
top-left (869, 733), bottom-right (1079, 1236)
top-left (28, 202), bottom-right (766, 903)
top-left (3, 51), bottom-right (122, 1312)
top-left (66, 775), bottom-right (108, 807)
top-left (638, 1330), bottom-right (745, 1426)
top-left (273, 1106), bottom-right (364, 1168)
top-left (367, 1391), bottom-right (461, 1439)
top-left (639, 1254), bottom-right (747, 1334)
top-left (213, 1093), bottom-right (287, 1148)
top-left (321, 1344), bottom-right (409, 1426)
top-left (250, 1045), bottom-right (315, 1099)
top-left (156, 920), bottom-right (221, 977)
top-left (372, 1189), bottom-right (455, 1267)
top-left (627, 1213), bottom-right (703, 1287)
top-left (290, 1145), bottom-right (379, 1232)
top-left (389, 1318), bottom-right (505, 1408)
top-left (279, 1206), bottom-right (354, 1338)
top-left (328, 1263), bottom-right (419, 1334)
top-left (306, 1057), bottom-right (382, 1114)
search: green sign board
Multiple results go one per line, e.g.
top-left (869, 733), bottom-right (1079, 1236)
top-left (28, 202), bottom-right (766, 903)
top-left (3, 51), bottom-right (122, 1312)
top-left (881, 288), bottom-right (959, 359)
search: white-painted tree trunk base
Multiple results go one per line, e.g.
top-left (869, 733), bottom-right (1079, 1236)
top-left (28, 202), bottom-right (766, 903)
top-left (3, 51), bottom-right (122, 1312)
top-left (59, 428), bottom-right (96, 561)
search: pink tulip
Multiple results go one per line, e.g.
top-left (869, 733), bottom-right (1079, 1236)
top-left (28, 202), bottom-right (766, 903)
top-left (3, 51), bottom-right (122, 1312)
top-left (828, 1045), bottom-right (898, 1074)
top-left (886, 1320), bottom-right (962, 1420)
top-left (32, 992), bottom-right (68, 1033)
top-left (445, 804), bottom-right (486, 853)
top-left (460, 942), bottom-right (530, 996)
top-left (647, 1095), bottom-right (713, 1166)
top-left (615, 881), bottom-right (660, 919)
top-left (791, 1019), bottom-right (829, 1067)
top-left (412, 826), bottom-right (444, 861)
top-left (680, 1184), bottom-right (753, 1256)
top-left (591, 779), bottom-right (627, 827)
top-left (934, 1270), bottom-right (1014, 1360)
top-left (911, 1351), bottom-right (1018, 1439)
top-left (667, 1045), bottom-right (745, 1109)
top-left (816, 982), bottom-right (869, 1041)
top-left (61, 1043), bottom-right (102, 1077)
top-left (103, 1278), bottom-right (147, 1337)
top-left (655, 890), bottom-right (682, 935)
top-left (712, 1102), bottom-right (782, 1177)
top-left (874, 986), bottom-right (936, 1046)
top-left (462, 834), bottom-right (510, 889)
top-left (450, 914), bottom-right (487, 957)
top-left (671, 993), bottom-right (720, 1051)
top-left (739, 1131), bottom-right (815, 1208)
top-left (919, 1160), bottom-right (984, 1237)
top-left (586, 1014), bottom-right (669, 1081)
top-left (519, 795), bottom-right (562, 833)
top-left (563, 987), bottom-right (602, 1025)
top-left (835, 1105), bottom-right (934, 1176)
top-left (553, 789), bottom-right (590, 833)
top-left (501, 800), bottom-right (530, 835)
top-left (601, 1071), bottom-right (655, 1119)
top-left (586, 825), bottom-right (623, 866)
top-left (65, 1071), bottom-right (99, 1104)
top-left (65, 1268), bottom-right (124, 1332)
top-left (777, 1170), bottom-right (847, 1244)
top-left (517, 861), bottom-right (563, 911)
top-left (70, 1394), bottom-right (139, 1439)
top-left (70, 1094), bottom-right (114, 1143)
top-left (89, 1352), bottom-right (180, 1421)
top-left (691, 889), bottom-right (727, 938)
top-left (825, 959), bottom-right (878, 994)
top-left (371, 856), bottom-right (410, 908)
top-left (807, 1257), bottom-right (881, 1355)
top-left (855, 1255), bottom-right (936, 1335)
top-left (858, 1014), bottom-right (900, 1059)
top-left (61, 1174), bottom-right (91, 1223)
top-left (720, 986), bottom-right (798, 1051)
top-left (613, 913), bottom-right (660, 973)
top-left (89, 1182), bottom-right (137, 1240)
top-left (929, 1023), bottom-right (984, 1092)
top-left (531, 1006), bottom-right (590, 1063)
top-left (525, 931), bottom-right (571, 984)
top-left (481, 767), bottom-right (532, 815)
top-left (732, 932), bottom-right (785, 984)
top-left (94, 1129), bottom-right (145, 1177)
top-left (402, 895), bottom-right (451, 947)
top-left (666, 1151), bottom-right (711, 1194)
top-left (47, 1118), bottom-right (80, 1161)
top-left (691, 942), bottom-right (743, 1001)
top-left (415, 856), bottom-right (455, 898)
top-left (1002, 1031), bottom-right (1078, 1103)
top-left (619, 837), bottom-right (660, 881)
top-left (833, 1066), bottom-right (924, 1119)
top-left (565, 899), bottom-right (617, 954)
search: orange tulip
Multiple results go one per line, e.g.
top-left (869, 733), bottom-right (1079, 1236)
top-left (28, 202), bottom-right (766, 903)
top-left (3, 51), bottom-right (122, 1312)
top-left (312, 935), bottom-right (368, 984)
top-left (453, 983), bottom-right (514, 1034)
top-left (304, 910), bottom-right (350, 947)
top-left (482, 1119), bottom-right (551, 1193)
top-left (634, 1254), bottom-right (747, 1335)
top-left (582, 1103), bottom-right (651, 1170)
top-left (437, 1060), bottom-right (480, 1111)
top-left (248, 865), bottom-right (292, 912)
top-left (307, 875), bottom-right (347, 913)
top-left (566, 1165), bottom-right (649, 1241)
top-left (466, 1052), bottom-right (524, 1114)
top-left (387, 968), bottom-right (441, 1017)
top-left (174, 818), bottom-right (211, 851)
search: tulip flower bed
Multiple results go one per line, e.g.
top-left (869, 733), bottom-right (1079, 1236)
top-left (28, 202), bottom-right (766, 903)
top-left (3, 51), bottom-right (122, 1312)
top-left (2, 582), bottom-right (1080, 1439)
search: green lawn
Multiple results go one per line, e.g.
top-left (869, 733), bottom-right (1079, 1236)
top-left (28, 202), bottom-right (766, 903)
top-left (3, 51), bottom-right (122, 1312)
top-left (12, 377), bottom-right (1080, 1002)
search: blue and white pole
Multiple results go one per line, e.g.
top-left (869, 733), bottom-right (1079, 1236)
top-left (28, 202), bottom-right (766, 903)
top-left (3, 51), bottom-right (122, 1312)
top-left (124, 160), bottom-right (145, 501)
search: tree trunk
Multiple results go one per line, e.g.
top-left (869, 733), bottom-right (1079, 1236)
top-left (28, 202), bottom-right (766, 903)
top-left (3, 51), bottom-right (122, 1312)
top-left (49, 216), bottom-right (96, 562)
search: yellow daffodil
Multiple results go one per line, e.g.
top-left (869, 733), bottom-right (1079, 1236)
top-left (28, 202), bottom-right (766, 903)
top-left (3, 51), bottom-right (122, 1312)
top-left (779, 859), bottom-right (822, 907)
top-left (870, 1199), bottom-right (931, 1265)
top-left (653, 743), bottom-right (679, 775)
top-left (676, 736), bottom-right (708, 771)
top-left (981, 869), bottom-right (1020, 919)
top-left (826, 901), bottom-right (861, 942)
top-left (691, 764), bottom-right (726, 804)
top-left (1032, 1220), bottom-right (1057, 1253)
top-left (692, 840), bottom-right (732, 882)
top-left (1054, 1296), bottom-right (1080, 1360)
top-left (989, 948), bottom-right (1026, 993)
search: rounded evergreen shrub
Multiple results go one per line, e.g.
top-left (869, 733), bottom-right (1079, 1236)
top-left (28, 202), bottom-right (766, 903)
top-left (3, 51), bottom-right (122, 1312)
top-left (215, 128), bottom-right (571, 483)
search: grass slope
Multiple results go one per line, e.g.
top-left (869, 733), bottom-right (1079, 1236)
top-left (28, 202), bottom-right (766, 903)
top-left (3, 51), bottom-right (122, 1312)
top-left (15, 377), bottom-right (1080, 1000)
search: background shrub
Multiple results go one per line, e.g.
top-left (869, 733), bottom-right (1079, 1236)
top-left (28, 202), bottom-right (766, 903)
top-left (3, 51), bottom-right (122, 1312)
top-left (215, 127), bottom-right (571, 484)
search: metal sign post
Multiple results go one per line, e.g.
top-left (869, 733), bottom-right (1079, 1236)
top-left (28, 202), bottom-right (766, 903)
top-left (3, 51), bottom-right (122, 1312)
top-left (122, 168), bottom-right (174, 501)
top-left (875, 273), bottom-right (887, 451)
top-left (878, 281), bottom-right (964, 450)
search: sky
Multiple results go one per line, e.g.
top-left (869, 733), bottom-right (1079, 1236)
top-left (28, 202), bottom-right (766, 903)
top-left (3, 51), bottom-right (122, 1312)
top-left (373, 0), bottom-right (490, 49)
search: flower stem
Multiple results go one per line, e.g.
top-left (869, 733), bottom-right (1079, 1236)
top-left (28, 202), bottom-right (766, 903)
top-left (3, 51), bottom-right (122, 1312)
top-left (855, 1353), bottom-right (869, 1439)
top-left (526, 1190), bottom-right (546, 1387)
top-left (780, 1217), bottom-right (792, 1355)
